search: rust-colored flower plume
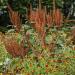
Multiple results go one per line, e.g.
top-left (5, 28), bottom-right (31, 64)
top-left (4, 37), bottom-right (29, 58)
top-left (7, 4), bottom-right (21, 32)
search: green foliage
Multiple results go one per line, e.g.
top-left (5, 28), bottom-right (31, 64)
top-left (0, 0), bottom-right (63, 14)
top-left (56, 0), bottom-right (63, 8)
top-left (0, 25), bottom-right (75, 74)
top-left (0, 0), bottom-right (75, 74)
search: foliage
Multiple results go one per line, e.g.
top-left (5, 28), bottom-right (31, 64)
top-left (0, 25), bottom-right (75, 74)
top-left (0, 0), bottom-right (75, 74)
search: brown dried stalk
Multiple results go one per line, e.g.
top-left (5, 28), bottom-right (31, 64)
top-left (53, 0), bottom-right (56, 24)
top-left (29, 2), bottom-right (47, 48)
top-left (46, 11), bottom-right (53, 28)
top-left (52, 0), bottom-right (63, 27)
top-left (65, 20), bottom-right (75, 22)
top-left (7, 4), bottom-right (21, 32)
top-left (54, 9), bottom-right (63, 28)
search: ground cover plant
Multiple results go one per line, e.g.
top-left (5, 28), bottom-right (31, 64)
top-left (0, 25), bottom-right (75, 75)
top-left (0, 0), bottom-right (75, 75)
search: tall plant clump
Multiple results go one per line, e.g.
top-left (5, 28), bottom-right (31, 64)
top-left (4, 0), bottom-right (64, 58)
top-left (52, 0), bottom-right (63, 28)
top-left (3, 34), bottom-right (29, 58)
top-left (7, 4), bottom-right (21, 32)
top-left (28, 0), bottom-right (63, 48)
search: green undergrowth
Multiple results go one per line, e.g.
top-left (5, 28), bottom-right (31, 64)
top-left (0, 26), bottom-right (75, 75)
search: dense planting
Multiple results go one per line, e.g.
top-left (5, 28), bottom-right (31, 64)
top-left (0, 0), bottom-right (75, 74)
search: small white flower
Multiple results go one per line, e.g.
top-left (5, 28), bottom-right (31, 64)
top-left (3, 58), bottom-right (11, 65)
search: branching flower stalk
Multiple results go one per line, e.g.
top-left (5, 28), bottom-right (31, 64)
top-left (7, 4), bottom-right (21, 32)
top-left (54, 8), bottom-right (63, 28)
top-left (4, 36), bottom-right (29, 58)
top-left (29, 0), bottom-right (47, 48)
top-left (28, 0), bottom-right (63, 50)
top-left (53, 0), bottom-right (63, 28)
